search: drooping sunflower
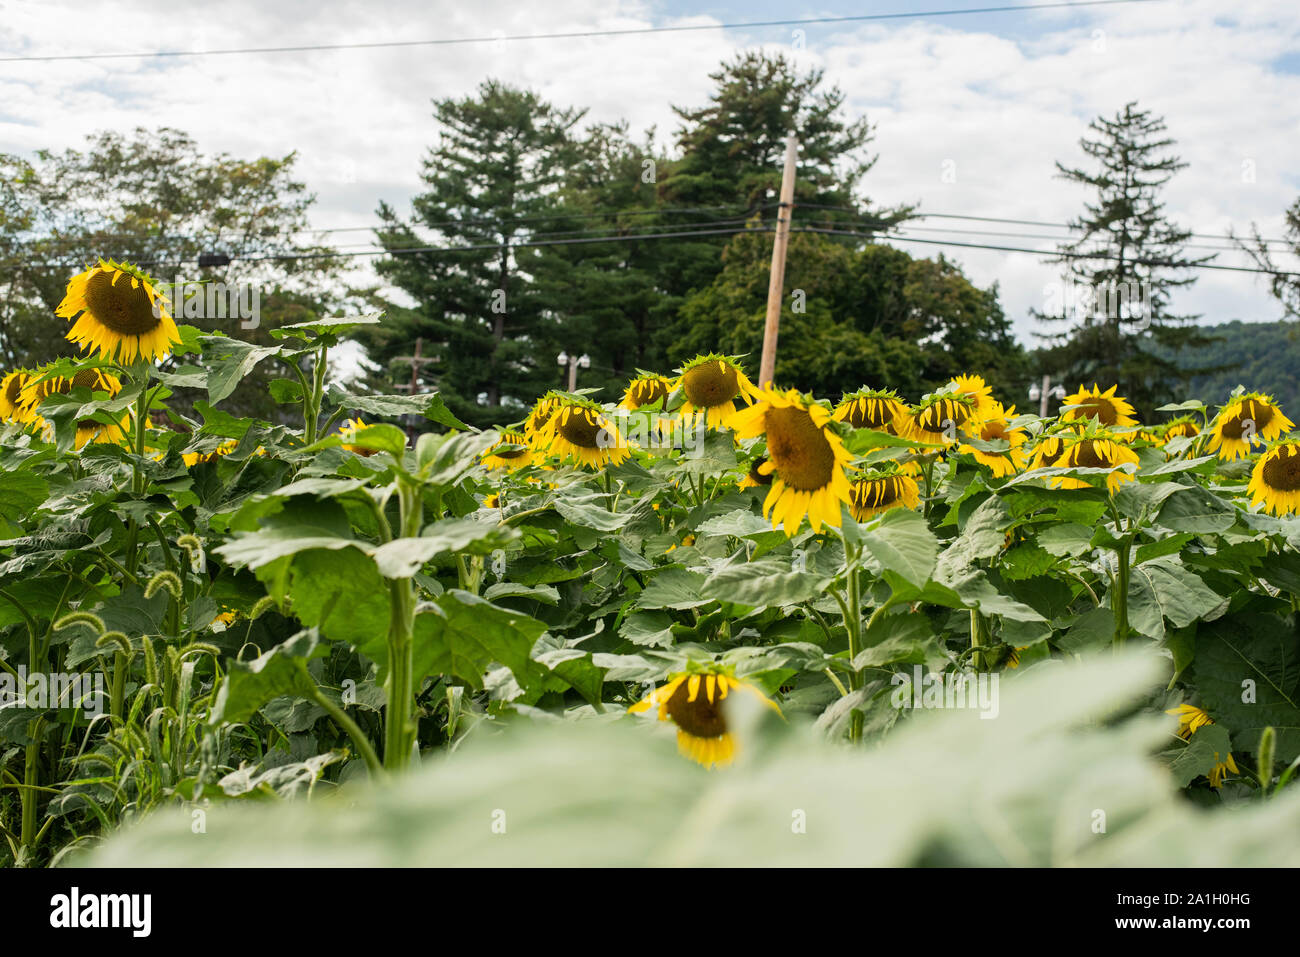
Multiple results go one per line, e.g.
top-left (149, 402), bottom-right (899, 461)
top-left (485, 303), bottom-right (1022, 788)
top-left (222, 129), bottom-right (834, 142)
top-left (729, 387), bottom-right (855, 535)
top-left (1161, 416), bottom-right (1201, 443)
top-left (958, 401), bottom-right (1028, 477)
top-left (620, 372), bottom-right (673, 411)
top-left (629, 669), bottom-right (781, 769)
top-left (832, 387), bottom-right (908, 434)
top-left (523, 392), bottom-right (565, 451)
top-left (902, 392), bottom-right (975, 446)
top-left (1027, 432), bottom-right (1068, 471)
top-left (18, 367), bottom-right (127, 448)
top-left (1052, 431), bottom-right (1140, 494)
top-left (848, 470), bottom-right (920, 521)
top-left (57, 260), bottom-right (181, 365)
top-left (0, 370), bottom-right (30, 423)
top-left (947, 373), bottom-right (998, 419)
top-left (1248, 440), bottom-right (1300, 517)
top-left (538, 398), bottom-right (631, 468)
top-left (479, 429), bottom-right (534, 471)
top-left (1206, 392), bottom-right (1294, 461)
top-left (675, 354), bottom-right (758, 428)
top-left (1060, 384), bottom-right (1138, 428)
top-left (1165, 703), bottom-right (1238, 789)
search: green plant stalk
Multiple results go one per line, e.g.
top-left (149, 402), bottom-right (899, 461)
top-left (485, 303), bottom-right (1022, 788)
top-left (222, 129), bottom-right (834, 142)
top-left (310, 687), bottom-right (383, 776)
top-left (123, 373), bottom-right (152, 576)
top-left (838, 535), bottom-right (866, 744)
top-left (1112, 541), bottom-right (1131, 648)
top-left (970, 608), bottom-right (987, 671)
top-left (303, 342), bottom-right (330, 446)
top-left (19, 616), bottom-right (41, 856)
top-left (383, 480), bottom-right (422, 770)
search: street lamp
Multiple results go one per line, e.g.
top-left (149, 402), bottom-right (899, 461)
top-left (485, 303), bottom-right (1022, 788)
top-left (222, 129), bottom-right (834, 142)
top-left (557, 351), bottom-right (590, 391)
top-left (1029, 375), bottom-right (1067, 417)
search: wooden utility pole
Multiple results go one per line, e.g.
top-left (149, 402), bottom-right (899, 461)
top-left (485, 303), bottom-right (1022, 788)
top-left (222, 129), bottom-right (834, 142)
top-left (759, 134), bottom-right (798, 389)
top-left (393, 338), bottom-right (438, 395)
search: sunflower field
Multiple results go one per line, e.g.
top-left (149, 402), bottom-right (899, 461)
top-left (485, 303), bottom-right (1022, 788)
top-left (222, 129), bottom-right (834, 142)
top-left (4, 261), bottom-right (1300, 868)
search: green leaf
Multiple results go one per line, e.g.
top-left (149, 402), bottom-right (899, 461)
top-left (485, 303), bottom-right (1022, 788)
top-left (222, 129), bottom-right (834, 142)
top-left (327, 387), bottom-right (467, 431)
top-left (700, 558), bottom-right (830, 607)
top-left (1155, 485), bottom-right (1237, 533)
top-left (415, 590), bottom-right (549, 691)
top-left (201, 337), bottom-right (284, 405)
top-left (209, 629), bottom-right (323, 726)
top-left (371, 520), bottom-right (519, 578)
top-left (856, 508), bottom-right (939, 591)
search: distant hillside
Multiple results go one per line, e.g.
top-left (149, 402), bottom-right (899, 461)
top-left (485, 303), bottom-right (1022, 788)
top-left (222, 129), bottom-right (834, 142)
top-left (1159, 320), bottom-right (1300, 410)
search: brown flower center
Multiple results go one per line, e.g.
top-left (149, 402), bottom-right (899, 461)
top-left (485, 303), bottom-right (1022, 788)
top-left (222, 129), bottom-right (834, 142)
top-left (844, 397), bottom-right (895, 430)
top-left (83, 269), bottom-right (162, 336)
top-left (4, 374), bottom-right (25, 406)
top-left (1069, 439), bottom-right (1113, 470)
top-left (1262, 446), bottom-right (1300, 492)
top-left (747, 456), bottom-right (773, 486)
top-left (765, 405), bottom-right (835, 491)
top-left (665, 679), bottom-right (728, 738)
top-left (852, 476), bottom-right (902, 509)
top-left (557, 408), bottom-right (605, 449)
top-left (628, 378), bottom-right (669, 408)
top-left (682, 362), bottom-right (739, 408)
top-left (1219, 399), bottom-right (1276, 440)
top-left (1073, 397), bottom-right (1119, 425)
top-left (915, 398), bottom-right (970, 435)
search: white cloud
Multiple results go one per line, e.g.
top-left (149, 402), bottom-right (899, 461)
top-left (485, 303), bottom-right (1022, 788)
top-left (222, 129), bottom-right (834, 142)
top-left (2, 0), bottom-right (1298, 354)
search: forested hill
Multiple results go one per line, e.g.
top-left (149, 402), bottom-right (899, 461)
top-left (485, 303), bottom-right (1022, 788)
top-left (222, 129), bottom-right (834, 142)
top-left (1155, 319), bottom-right (1300, 409)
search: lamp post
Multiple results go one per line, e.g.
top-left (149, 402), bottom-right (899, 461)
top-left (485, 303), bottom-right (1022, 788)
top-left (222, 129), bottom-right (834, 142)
top-left (1029, 375), bottom-right (1067, 417)
top-left (557, 351), bottom-right (590, 391)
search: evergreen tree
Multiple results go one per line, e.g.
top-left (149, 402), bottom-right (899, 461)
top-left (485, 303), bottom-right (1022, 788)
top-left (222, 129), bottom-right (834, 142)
top-left (368, 81), bottom-right (584, 427)
top-left (1034, 102), bottom-right (1221, 416)
top-left (1236, 196), bottom-right (1300, 322)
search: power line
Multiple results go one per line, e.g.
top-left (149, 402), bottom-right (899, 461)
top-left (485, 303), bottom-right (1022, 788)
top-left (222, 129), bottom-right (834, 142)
top-left (0, 1), bottom-right (1165, 64)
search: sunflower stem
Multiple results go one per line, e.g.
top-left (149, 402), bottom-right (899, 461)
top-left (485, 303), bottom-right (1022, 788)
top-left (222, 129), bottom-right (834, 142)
top-left (383, 479), bottom-right (422, 770)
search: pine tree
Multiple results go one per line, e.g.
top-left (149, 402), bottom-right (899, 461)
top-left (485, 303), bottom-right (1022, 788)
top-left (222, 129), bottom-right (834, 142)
top-left (1034, 102), bottom-right (1222, 416)
top-left (368, 81), bottom-right (585, 427)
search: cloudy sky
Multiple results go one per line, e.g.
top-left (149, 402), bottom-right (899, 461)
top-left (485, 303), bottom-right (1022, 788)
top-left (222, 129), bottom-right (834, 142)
top-left (2, 0), bottom-right (1298, 347)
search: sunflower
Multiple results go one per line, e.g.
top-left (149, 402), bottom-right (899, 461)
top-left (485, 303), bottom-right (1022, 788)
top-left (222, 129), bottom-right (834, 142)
top-left (523, 392), bottom-right (565, 451)
top-left (183, 439), bottom-right (239, 467)
top-left (1161, 417), bottom-right (1201, 443)
top-left (620, 373), bottom-right (673, 411)
top-left (479, 429), bottom-right (534, 471)
top-left (738, 455), bottom-right (774, 490)
top-left (1060, 384), bottom-right (1138, 428)
top-left (832, 387), bottom-right (908, 434)
top-left (675, 354), bottom-right (758, 428)
top-left (57, 260), bottom-right (181, 365)
top-left (1165, 703), bottom-right (1238, 789)
top-left (628, 669), bottom-right (781, 769)
top-left (339, 417), bottom-right (382, 456)
top-left (18, 367), bottom-right (127, 448)
top-left (1207, 393), bottom-right (1294, 461)
top-left (848, 470), bottom-right (920, 521)
top-left (729, 387), bottom-right (854, 535)
top-left (482, 493), bottom-right (500, 510)
top-left (958, 401), bottom-right (1028, 477)
top-left (902, 393), bottom-right (975, 445)
top-left (0, 371), bottom-right (30, 423)
top-left (1027, 432), bottom-right (1068, 471)
top-left (1248, 440), bottom-right (1300, 517)
top-left (947, 373), bottom-right (998, 419)
top-left (538, 398), bottom-right (631, 468)
top-left (1166, 703), bottom-right (1214, 740)
top-left (1052, 431), bottom-right (1140, 494)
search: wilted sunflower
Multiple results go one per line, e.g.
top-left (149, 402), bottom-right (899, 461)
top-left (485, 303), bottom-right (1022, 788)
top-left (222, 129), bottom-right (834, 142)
top-left (832, 387), bottom-right (908, 434)
top-left (848, 470), bottom-right (920, 521)
top-left (675, 354), bottom-right (757, 428)
top-left (1207, 392), bottom-right (1294, 461)
top-left (0, 370), bottom-right (30, 423)
top-left (1061, 384), bottom-right (1138, 428)
top-left (958, 401), bottom-right (1028, 477)
top-left (539, 398), bottom-right (631, 468)
top-left (1248, 440), bottom-right (1300, 517)
top-left (1165, 704), bottom-right (1238, 789)
top-left (947, 373), bottom-right (998, 419)
top-left (57, 260), bottom-right (181, 365)
top-left (479, 429), bottom-right (534, 471)
top-left (629, 669), bottom-right (781, 769)
top-left (1052, 431), bottom-right (1140, 494)
top-left (339, 417), bottom-right (382, 456)
top-left (738, 455), bottom-right (774, 490)
top-left (902, 392), bottom-right (975, 445)
top-left (729, 387), bottom-right (854, 535)
top-left (620, 373), bottom-right (673, 410)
